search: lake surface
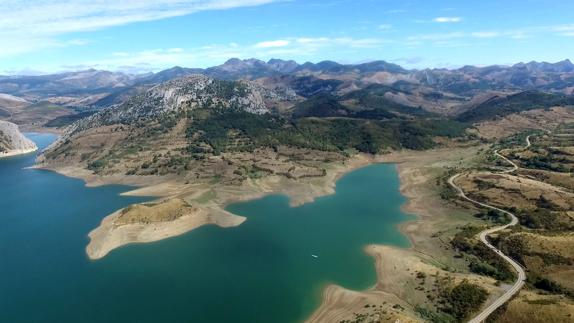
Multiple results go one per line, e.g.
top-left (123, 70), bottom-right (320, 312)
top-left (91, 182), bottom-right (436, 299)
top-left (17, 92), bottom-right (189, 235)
top-left (0, 133), bottom-right (413, 323)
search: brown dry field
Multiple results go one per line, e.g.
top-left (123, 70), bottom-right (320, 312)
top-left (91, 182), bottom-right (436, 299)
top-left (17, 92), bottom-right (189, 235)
top-left (0, 102), bottom-right (74, 129)
top-left (516, 168), bottom-right (574, 191)
top-left (494, 290), bottom-right (574, 323)
top-left (505, 232), bottom-right (574, 291)
top-left (456, 172), bottom-right (574, 212)
top-left (474, 107), bottom-right (574, 139)
top-left (115, 198), bottom-right (196, 225)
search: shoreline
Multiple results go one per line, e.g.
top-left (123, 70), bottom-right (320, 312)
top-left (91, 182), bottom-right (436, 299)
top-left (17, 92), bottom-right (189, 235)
top-left (0, 147), bottom-right (38, 159)
top-left (307, 145), bottom-right (508, 322)
top-left (37, 153), bottom-right (382, 260)
top-left (37, 146), bottom-right (505, 322)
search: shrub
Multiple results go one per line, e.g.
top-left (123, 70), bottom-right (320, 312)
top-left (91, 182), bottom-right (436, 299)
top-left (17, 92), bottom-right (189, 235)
top-left (443, 280), bottom-right (488, 321)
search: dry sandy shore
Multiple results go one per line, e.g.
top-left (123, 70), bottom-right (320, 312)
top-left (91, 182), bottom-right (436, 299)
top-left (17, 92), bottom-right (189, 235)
top-left (0, 147), bottom-right (37, 158)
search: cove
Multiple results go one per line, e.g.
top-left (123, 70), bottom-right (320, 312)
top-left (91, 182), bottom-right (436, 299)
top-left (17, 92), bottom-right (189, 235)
top-left (0, 133), bottom-right (413, 323)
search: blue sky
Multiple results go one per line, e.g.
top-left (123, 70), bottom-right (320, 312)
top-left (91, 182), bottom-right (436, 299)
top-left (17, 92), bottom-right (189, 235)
top-left (2, 0), bottom-right (574, 74)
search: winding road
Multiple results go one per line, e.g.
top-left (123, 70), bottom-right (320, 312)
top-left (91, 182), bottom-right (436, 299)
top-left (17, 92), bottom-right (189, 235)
top-left (448, 136), bottom-right (530, 323)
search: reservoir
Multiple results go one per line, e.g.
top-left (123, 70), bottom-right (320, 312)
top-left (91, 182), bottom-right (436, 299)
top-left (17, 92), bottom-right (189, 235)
top-left (0, 133), bottom-right (413, 323)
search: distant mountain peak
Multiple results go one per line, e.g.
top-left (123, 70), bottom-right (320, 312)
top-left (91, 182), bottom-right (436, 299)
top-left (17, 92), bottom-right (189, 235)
top-left (513, 59), bottom-right (574, 73)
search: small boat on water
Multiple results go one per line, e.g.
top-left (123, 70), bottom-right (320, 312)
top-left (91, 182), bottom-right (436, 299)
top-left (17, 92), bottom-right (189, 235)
top-left (311, 254), bottom-right (318, 258)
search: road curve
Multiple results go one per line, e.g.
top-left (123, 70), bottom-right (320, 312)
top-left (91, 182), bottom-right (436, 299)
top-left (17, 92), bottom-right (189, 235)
top-left (494, 135), bottom-right (530, 174)
top-left (448, 137), bottom-right (530, 323)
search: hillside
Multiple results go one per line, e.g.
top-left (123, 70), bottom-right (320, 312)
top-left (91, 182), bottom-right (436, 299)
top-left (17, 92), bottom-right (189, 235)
top-left (40, 74), bottom-right (469, 180)
top-left (457, 91), bottom-right (574, 122)
top-left (0, 120), bottom-right (37, 157)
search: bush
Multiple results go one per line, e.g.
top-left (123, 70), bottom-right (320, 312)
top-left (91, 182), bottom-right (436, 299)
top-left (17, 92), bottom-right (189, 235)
top-left (415, 305), bottom-right (456, 323)
top-left (444, 280), bottom-right (488, 321)
top-left (87, 159), bottom-right (106, 172)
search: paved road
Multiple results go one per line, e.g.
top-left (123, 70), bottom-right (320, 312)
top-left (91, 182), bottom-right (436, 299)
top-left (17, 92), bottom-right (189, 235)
top-left (493, 135), bottom-right (530, 174)
top-left (448, 136), bottom-right (530, 323)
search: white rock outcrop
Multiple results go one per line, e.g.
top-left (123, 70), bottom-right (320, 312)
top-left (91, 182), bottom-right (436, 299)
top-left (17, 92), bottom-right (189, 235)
top-left (0, 120), bottom-right (37, 157)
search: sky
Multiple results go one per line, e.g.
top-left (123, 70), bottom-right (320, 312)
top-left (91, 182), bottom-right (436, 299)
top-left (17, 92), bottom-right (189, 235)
top-left (1, 0), bottom-right (574, 74)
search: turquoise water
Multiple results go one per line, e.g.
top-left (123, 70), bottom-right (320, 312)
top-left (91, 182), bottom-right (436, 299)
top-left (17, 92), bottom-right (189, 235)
top-left (0, 133), bottom-right (413, 323)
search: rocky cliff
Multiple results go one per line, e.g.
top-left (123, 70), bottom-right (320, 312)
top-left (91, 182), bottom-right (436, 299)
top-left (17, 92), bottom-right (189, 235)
top-left (0, 120), bottom-right (37, 157)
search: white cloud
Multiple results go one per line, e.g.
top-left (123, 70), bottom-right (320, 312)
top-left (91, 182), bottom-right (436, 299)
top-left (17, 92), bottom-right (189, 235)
top-left (0, 0), bottom-right (279, 57)
top-left (471, 32), bottom-right (500, 38)
top-left (433, 17), bottom-right (462, 23)
top-left (255, 40), bottom-right (291, 48)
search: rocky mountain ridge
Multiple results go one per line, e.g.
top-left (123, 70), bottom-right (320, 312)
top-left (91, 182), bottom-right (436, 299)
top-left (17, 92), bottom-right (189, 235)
top-left (66, 74), bottom-right (294, 136)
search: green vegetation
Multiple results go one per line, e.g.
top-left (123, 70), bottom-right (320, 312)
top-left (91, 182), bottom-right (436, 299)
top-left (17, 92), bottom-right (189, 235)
top-left (87, 159), bottom-right (107, 172)
top-left (291, 93), bottom-right (350, 118)
top-left (420, 278), bottom-right (489, 323)
top-left (473, 209), bottom-right (510, 224)
top-left (26, 101), bottom-right (66, 111)
top-left (343, 84), bottom-right (434, 117)
top-left (291, 87), bottom-right (442, 120)
top-left (496, 130), bottom-right (543, 149)
top-left (415, 305), bottom-right (456, 323)
top-left (517, 152), bottom-right (572, 173)
top-left (289, 76), bottom-right (343, 97)
top-left (450, 226), bottom-right (515, 281)
top-left (498, 234), bottom-right (573, 269)
top-left (529, 276), bottom-right (574, 297)
top-left (185, 108), bottom-right (468, 155)
top-left (441, 280), bottom-right (488, 321)
top-left (517, 208), bottom-right (574, 231)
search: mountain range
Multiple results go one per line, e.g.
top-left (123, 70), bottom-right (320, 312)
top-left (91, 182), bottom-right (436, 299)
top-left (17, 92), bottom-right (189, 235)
top-left (1, 58), bottom-right (573, 105)
top-left (1, 58), bottom-right (574, 135)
